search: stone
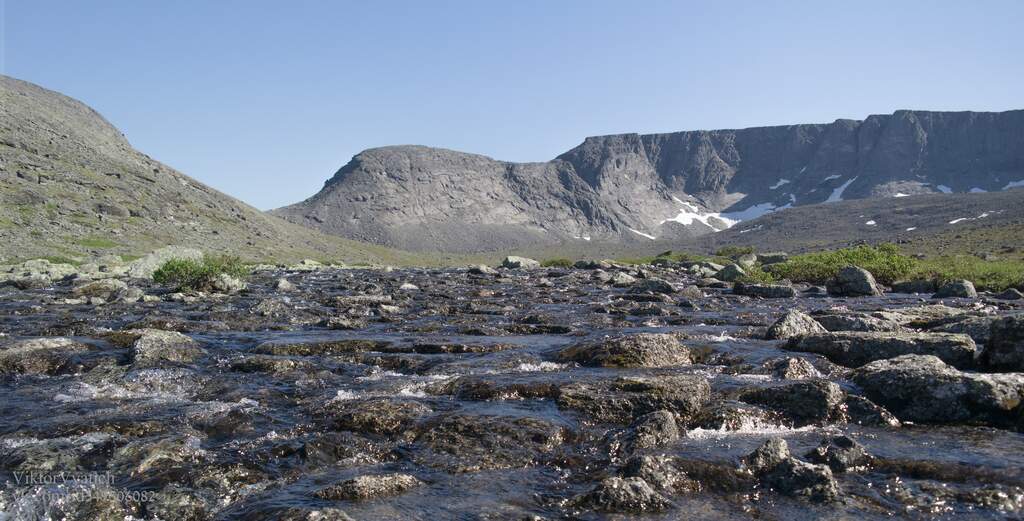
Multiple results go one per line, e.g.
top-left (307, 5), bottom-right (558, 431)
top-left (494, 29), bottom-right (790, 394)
top-left (275, 277), bottom-right (296, 292)
top-left (609, 271), bottom-right (637, 287)
top-left (72, 278), bottom-right (127, 300)
top-left (127, 329), bottom-right (207, 366)
top-left (737, 253), bottom-right (758, 269)
top-left (765, 310), bottom-right (827, 340)
top-left (0, 337), bottom-right (92, 375)
top-left (764, 457), bottom-right (839, 502)
top-left (632, 277), bottom-right (674, 294)
top-left (411, 413), bottom-right (567, 472)
top-left (314, 473), bottom-right (423, 501)
top-left (763, 357), bottom-right (822, 380)
top-left (693, 401), bottom-right (783, 431)
top-left (759, 252), bottom-right (789, 265)
top-left (852, 354), bottom-right (1024, 427)
top-left (785, 331), bottom-right (977, 369)
top-left (805, 435), bottom-right (870, 472)
top-left (933, 279), bottom-right (978, 299)
top-left (127, 246), bottom-right (203, 279)
top-left (812, 310), bottom-right (903, 332)
top-left (621, 455), bottom-right (699, 493)
top-left (715, 264), bottom-right (747, 282)
top-left (844, 395), bottom-right (901, 427)
top-left (734, 282), bottom-right (796, 298)
top-left (891, 279), bottom-right (938, 294)
top-left (212, 273), bottom-right (246, 294)
top-left (743, 438), bottom-right (791, 474)
top-left (737, 379), bottom-right (845, 426)
top-left (826, 265), bottom-right (883, 297)
top-left (574, 477), bottom-right (673, 513)
top-left (468, 264), bottom-right (498, 275)
top-left (501, 256), bottom-right (540, 269)
top-left (556, 333), bottom-right (693, 368)
top-left (984, 315), bottom-right (1024, 371)
top-left (994, 288), bottom-right (1024, 300)
top-left (557, 375), bottom-right (711, 424)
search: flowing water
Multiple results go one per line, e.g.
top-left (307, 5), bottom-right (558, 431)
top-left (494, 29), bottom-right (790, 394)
top-left (0, 266), bottom-right (1022, 520)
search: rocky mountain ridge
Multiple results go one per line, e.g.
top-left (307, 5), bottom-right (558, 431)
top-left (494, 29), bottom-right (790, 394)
top-left (275, 110), bottom-right (1024, 252)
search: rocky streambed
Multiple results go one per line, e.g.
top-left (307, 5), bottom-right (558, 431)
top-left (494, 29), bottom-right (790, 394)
top-left (1, 260), bottom-right (1023, 520)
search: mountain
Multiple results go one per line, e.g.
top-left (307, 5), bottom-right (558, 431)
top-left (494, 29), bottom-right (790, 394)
top-left (274, 110), bottom-right (1024, 252)
top-left (0, 75), bottom-right (429, 265)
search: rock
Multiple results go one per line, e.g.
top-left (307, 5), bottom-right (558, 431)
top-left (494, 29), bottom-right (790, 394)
top-left (678, 285), bottom-right (703, 300)
top-left (609, 272), bottom-right (637, 287)
top-left (759, 252), bottom-right (789, 265)
top-left (981, 315), bottom-right (1024, 371)
top-left (275, 277), bottom-right (296, 292)
top-left (314, 473), bottom-right (423, 501)
top-left (556, 333), bottom-right (694, 368)
top-left (743, 438), bottom-right (791, 474)
top-left (844, 395), bottom-right (901, 427)
top-left (501, 256), bottom-right (540, 269)
top-left (558, 375), bottom-right (711, 424)
top-left (632, 277), bottom-right (675, 294)
top-left (811, 310), bottom-right (904, 332)
top-left (994, 288), bottom-right (1024, 300)
top-left (127, 246), bottom-right (203, 279)
top-left (212, 273), bottom-right (246, 294)
top-left (411, 413), bottom-right (567, 472)
top-left (933, 279), bottom-right (978, 299)
top-left (826, 265), bottom-right (883, 297)
top-left (693, 401), bottom-right (784, 431)
top-left (574, 477), bottom-right (673, 513)
top-left (621, 455), bottom-right (699, 493)
top-left (321, 398), bottom-right (432, 436)
top-left (734, 282), bottom-right (796, 298)
top-left (72, 278), bottom-right (127, 300)
top-left (715, 264), bottom-right (747, 282)
top-left (468, 264), bottom-right (498, 275)
top-left (852, 354), bottom-right (1024, 427)
top-left (0, 337), bottom-right (92, 375)
top-left (737, 253), bottom-right (758, 269)
top-left (764, 457), bottom-right (839, 502)
top-left (805, 435), bottom-right (870, 472)
top-left (575, 259), bottom-right (613, 270)
top-left (785, 331), bottom-right (977, 369)
top-left (126, 329), bottom-right (206, 366)
top-left (737, 379), bottom-right (845, 426)
top-left (612, 410), bottom-right (681, 456)
top-left (763, 357), bottom-right (822, 380)
top-left (892, 279), bottom-right (938, 294)
top-left (399, 282), bottom-right (420, 291)
top-left (765, 310), bottom-right (827, 340)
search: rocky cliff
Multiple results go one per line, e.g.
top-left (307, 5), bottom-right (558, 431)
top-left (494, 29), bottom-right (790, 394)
top-left (275, 110), bottom-right (1024, 252)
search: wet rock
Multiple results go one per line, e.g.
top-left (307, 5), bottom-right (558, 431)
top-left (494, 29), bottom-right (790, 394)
top-left (678, 285), bottom-right (703, 300)
top-left (574, 477), bottom-right (673, 513)
top-left (126, 329), bottom-right (206, 366)
top-left (621, 454), bottom-right (699, 493)
top-left (827, 265), bottom-right (883, 297)
top-left (468, 264), bottom-right (498, 275)
top-left (314, 473), bottom-right (424, 501)
top-left (762, 356), bottom-right (822, 380)
top-left (765, 310), bottom-right (826, 340)
top-left (322, 317), bottom-right (368, 330)
top-left (146, 485), bottom-right (212, 521)
top-left (301, 432), bottom-right (395, 468)
top-left (556, 333), bottom-right (694, 368)
top-left (764, 457), bottom-right (839, 502)
top-left (844, 395), bottom-right (901, 427)
top-left (230, 354), bottom-right (314, 374)
top-left (275, 277), bottom-right (296, 292)
top-left (558, 375), bottom-right (711, 424)
top-left (785, 331), bottom-right (977, 369)
top-left (734, 282), bottom-right (796, 298)
top-left (692, 401), bottom-right (784, 431)
top-left (852, 354), bottom-right (1024, 428)
top-left (994, 288), bottom-right (1024, 300)
top-left (608, 410), bottom-right (680, 458)
top-left (607, 271), bottom-right (637, 287)
top-left (212, 273), bottom-right (246, 294)
top-left (127, 246), bottom-right (203, 279)
top-left (321, 398), bottom-right (432, 437)
top-left (411, 413), bottom-right (567, 471)
top-left (933, 279), bottom-right (978, 299)
top-left (72, 278), bottom-right (128, 300)
top-left (737, 379), bottom-right (845, 426)
top-left (501, 256), bottom-right (540, 269)
top-left (928, 316), bottom-right (996, 344)
top-left (982, 315), bottom-right (1024, 371)
top-left (811, 310), bottom-right (903, 332)
top-left (742, 438), bottom-right (791, 474)
top-left (715, 264), bottom-right (746, 282)
top-left (805, 435), bottom-right (870, 472)
top-left (0, 337), bottom-right (93, 375)
top-left (254, 339), bottom-right (390, 356)
top-left (274, 507), bottom-right (356, 521)
top-left (892, 279), bottom-right (938, 294)
top-left (632, 278), bottom-right (674, 294)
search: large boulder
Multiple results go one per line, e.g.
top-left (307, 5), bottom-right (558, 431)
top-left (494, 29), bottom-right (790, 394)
top-left (573, 477), bottom-right (672, 513)
top-left (826, 266), bottom-right (882, 297)
top-left (982, 316), bottom-right (1024, 371)
top-left (743, 439), bottom-right (839, 503)
top-left (72, 278), bottom-right (128, 300)
top-left (557, 375), bottom-right (711, 424)
top-left (125, 329), bottom-right (207, 366)
top-left (500, 256), bottom-right (540, 269)
top-left (557, 333), bottom-right (694, 368)
top-left (765, 310), bottom-right (827, 340)
top-left (632, 278), bottom-right (675, 294)
top-left (785, 331), bottom-right (977, 369)
top-left (715, 264), bottom-right (747, 282)
top-left (128, 246), bottom-right (203, 279)
top-left (734, 282), bottom-right (796, 298)
top-left (851, 354), bottom-right (1024, 428)
top-left (932, 279), bottom-right (978, 299)
top-left (737, 379), bottom-right (845, 426)
top-left (0, 337), bottom-right (93, 375)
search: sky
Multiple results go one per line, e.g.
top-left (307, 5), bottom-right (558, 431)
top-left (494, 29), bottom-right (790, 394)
top-left (2, 1), bottom-right (1022, 210)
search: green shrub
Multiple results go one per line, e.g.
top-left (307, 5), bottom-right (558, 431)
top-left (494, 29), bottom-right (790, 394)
top-left (715, 245), bottom-right (755, 258)
top-left (541, 258), bottom-right (574, 268)
top-left (767, 244), bottom-right (915, 285)
top-left (909, 256), bottom-right (1024, 292)
top-left (736, 265), bottom-right (778, 284)
top-left (153, 254), bottom-right (249, 291)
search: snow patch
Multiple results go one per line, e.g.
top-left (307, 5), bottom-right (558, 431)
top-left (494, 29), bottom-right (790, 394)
top-left (969, 187), bottom-right (987, 193)
top-left (769, 178), bottom-right (790, 189)
top-left (937, 185), bottom-right (953, 194)
top-left (906, 227), bottom-right (917, 231)
top-left (893, 193), bottom-right (910, 198)
top-left (1004, 179), bottom-right (1024, 190)
top-left (949, 217), bottom-right (968, 224)
top-left (628, 228), bottom-right (656, 240)
top-left (826, 177), bottom-right (857, 202)
top-left (865, 220), bottom-right (877, 226)
top-left (822, 174), bottom-right (841, 181)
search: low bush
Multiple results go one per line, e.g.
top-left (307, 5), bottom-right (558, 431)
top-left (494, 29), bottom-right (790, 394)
top-left (153, 254), bottom-right (249, 291)
top-left (715, 245), bottom-right (755, 258)
top-left (736, 265), bottom-right (778, 284)
top-left (909, 256), bottom-right (1024, 292)
top-left (767, 244), bottom-right (915, 285)
top-left (541, 258), bottom-right (574, 268)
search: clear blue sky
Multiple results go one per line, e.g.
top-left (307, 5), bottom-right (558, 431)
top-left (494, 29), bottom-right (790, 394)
top-left (2, 1), bottom-right (1022, 209)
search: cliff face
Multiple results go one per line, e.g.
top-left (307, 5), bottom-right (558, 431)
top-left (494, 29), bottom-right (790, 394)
top-left (276, 109), bottom-right (1024, 253)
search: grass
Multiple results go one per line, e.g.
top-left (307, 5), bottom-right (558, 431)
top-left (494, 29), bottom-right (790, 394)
top-left (540, 258), bottom-right (574, 268)
top-left (766, 244), bottom-right (916, 285)
top-left (39, 255), bottom-right (81, 266)
top-left (76, 236), bottom-right (119, 249)
top-left (909, 256), bottom-right (1024, 292)
top-left (153, 254), bottom-right (250, 291)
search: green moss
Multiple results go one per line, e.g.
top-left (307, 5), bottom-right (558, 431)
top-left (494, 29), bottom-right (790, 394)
top-left (153, 254), bottom-right (250, 291)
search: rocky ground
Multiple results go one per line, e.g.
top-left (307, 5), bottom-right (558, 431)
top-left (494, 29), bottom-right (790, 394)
top-left (1, 256), bottom-right (1023, 520)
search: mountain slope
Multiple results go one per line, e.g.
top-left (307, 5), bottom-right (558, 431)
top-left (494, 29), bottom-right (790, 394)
top-left (275, 110), bottom-right (1024, 252)
top-left (0, 75), bottom-right (434, 265)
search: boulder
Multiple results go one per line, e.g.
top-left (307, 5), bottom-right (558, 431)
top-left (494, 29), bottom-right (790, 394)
top-left (574, 477), bottom-right (672, 513)
top-left (692, 401), bottom-right (784, 431)
top-left (468, 265), bottom-right (498, 276)
top-left (812, 310), bottom-right (903, 332)
top-left (127, 329), bottom-right (207, 366)
top-left (557, 375), bottom-right (711, 424)
top-left (715, 264), bottom-right (747, 282)
top-left (805, 435), bottom-right (870, 472)
top-left (733, 281), bottom-right (796, 299)
top-left (891, 279), bottom-right (938, 294)
top-left (275, 278), bottom-right (296, 292)
top-left (211, 273), bottom-right (246, 294)
top-left (762, 357), bottom-right (822, 380)
top-left (127, 246), bottom-right (203, 279)
top-left (982, 315), bottom-right (1024, 371)
top-left (759, 252), bottom-right (789, 265)
top-left (851, 354), bottom-right (1024, 428)
top-left (765, 310), bottom-right (826, 340)
top-left (500, 256), bottom-right (540, 269)
top-left (72, 278), bottom-right (128, 300)
top-left (737, 253), bottom-right (758, 269)
top-left (933, 279), bottom-right (978, 299)
top-left (994, 288), bottom-right (1024, 300)
top-left (632, 278), bottom-right (674, 294)
top-left (621, 455), bottom-right (698, 493)
top-left (314, 474), bottom-right (423, 501)
top-left (0, 337), bottom-right (93, 375)
top-left (557, 333), bottom-right (694, 368)
top-left (764, 457), bottom-right (839, 502)
top-left (737, 379), bottom-right (845, 426)
top-left (785, 331), bottom-right (977, 369)
top-left (826, 266), bottom-right (882, 297)
top-left (609, 272), bottom-right (637, 287)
